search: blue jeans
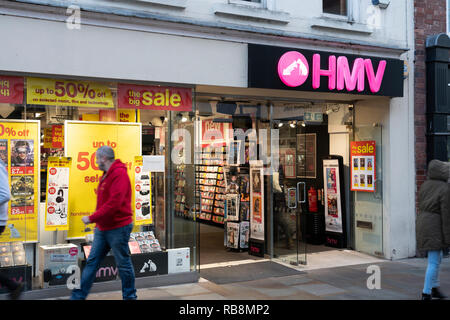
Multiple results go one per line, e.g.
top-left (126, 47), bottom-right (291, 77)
top-left (423, 250), bottom-right (442, 295)
top-left (71, 224), bottom-right (137, 300)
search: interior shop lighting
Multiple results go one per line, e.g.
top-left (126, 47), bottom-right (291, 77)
top-left (181, 116), bottom-right (188, 123)
top-left (278, 122), bottom-right (284, 128)
top-left (289, 121), bottom-right (296, 128)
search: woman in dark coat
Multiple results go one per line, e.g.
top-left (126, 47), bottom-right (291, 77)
top-left (416, 159), bottom-right (450, 300)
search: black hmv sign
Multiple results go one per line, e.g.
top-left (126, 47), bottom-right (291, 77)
top-left (248, 44), bottom-right (404, 97)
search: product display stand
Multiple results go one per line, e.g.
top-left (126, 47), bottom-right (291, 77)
top-left (224, 166), bottom-right (250, 252)
top-left (174, 164), bottom-right (187, 219)
top-left (194, 145), bottom-right (226, 226)
top-left (323, 155), bottom-right (347, 248)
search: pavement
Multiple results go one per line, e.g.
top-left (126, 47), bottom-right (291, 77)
top-left (41, 250), bottom-right (450, 300)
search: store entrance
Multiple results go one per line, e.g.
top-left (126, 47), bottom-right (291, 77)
top-left (195, 98), bottom-right (268, 273)
top-left (191, 98), bottom-right (357, 272)
top-left (272, 103), bottom-right (351, 266)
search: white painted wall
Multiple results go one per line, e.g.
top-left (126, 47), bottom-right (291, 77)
top-left (16, 0), bottom-right (408, 49)
top-left (0, 14), bottom-right (247, 87)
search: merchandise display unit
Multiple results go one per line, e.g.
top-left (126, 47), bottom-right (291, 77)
top-left (194, 145), bottom-right (226, 226)
top-left (174, 164), bottom-right (187, 219)
top-left (224, 166), bottom-right (251, 251)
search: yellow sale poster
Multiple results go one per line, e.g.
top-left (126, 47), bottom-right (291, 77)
top-left (0, 120), bottom-right (39, 243)
top-left (133, 156), bottom-right (152, 226)
top-left (45, 157), bottom-right (72, 231)
top-left (26, 77), bottom-right (114, 109)
top-left (43, 128), bottom-right (53, 148)
top-left (65, 121), bottom-right (142, 239)
top-left (118, 109), bottom-right (140, 122)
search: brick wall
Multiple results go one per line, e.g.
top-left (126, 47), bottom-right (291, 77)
top-left (414, 0), bottom-right (447, 205)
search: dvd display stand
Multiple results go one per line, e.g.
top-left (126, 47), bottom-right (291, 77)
top-left (195, 145), bottom-right (226, 226)
top-left (224, 166), bottom-right (250, 251)
top-left (174, 164), bottom-right (187, 219)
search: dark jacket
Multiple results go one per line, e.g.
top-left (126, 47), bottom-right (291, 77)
top-left (416, 160), bottom-right (450, 255)
top-left (88, 159), bottom-right (133, 231)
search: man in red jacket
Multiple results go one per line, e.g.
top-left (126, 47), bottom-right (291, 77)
top-left (71, 146), bottom-right (137, 300)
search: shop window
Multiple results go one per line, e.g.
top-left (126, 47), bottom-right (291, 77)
top-left (323, 0), bottom-right (347, 16)
top-left (0, 75), bottom-right (198, 293)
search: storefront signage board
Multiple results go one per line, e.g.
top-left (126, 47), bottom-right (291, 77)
top-left (64, 121), bottom-right (141, 239)
top-left (0, 120), bottom-right (39, 243)
top-left (117, 83), bottom-right (192, 111)
top-left (0, 76), bottom-right (23, 104)
top-left (45, 157), bottom-right (71, 231)
top-left (26, 77), bottom-right (114, 109)
top-left (350, 141), bottom-right (376, 192)
top-left (248, 44), bottom-right (404, 97)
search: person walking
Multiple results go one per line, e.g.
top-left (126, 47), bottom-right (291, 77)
top-left (416, 159), bottom-right (450, 300)
top-left (71, 146), bottom-right (137, 300)
top-left (0, 159), bottom-right (23, 300)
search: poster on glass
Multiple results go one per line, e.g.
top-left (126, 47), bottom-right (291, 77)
top-left (350, 141), bottom-right (376, 192)
top-left (323, 159), bottom-right (343, 233)
top-left (250, 162), bottom-right (264, 241)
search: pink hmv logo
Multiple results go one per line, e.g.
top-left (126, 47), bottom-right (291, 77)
top-left (277, 51), bottom-right (309, 87)
top-left (277, 51), bottom-right (387, 93)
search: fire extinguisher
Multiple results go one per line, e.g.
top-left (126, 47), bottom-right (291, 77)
top-left (308, 186), bottom-right (318, 212)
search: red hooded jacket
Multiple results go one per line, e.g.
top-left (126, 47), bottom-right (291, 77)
top-left (88, 159), bottom-right (133, 231)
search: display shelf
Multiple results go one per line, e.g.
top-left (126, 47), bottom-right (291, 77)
top-left (193, 146), bottom-right (227, 227)
top-left (174, 165), bottom-right (188, 219)
top-left (224, 166), bottom-right (251, 251)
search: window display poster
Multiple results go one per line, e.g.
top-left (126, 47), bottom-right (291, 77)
top-left (65, 121), bottom-right (141, 239)
top-left (226, 222), bottom-right (240, 249)
top-left (26, 77), bottom-right (114, 109)
top-left (323, 159), bottom-right (343, 234)
top-left (239, 221), bottom-right (249, 249)
top-left (43, 128), bottom-right (53, 148)
top-left (51, 125), bottom-right (64, 148)
top-left (250, 164), bottom-right (264, 241)
top-left (134, 156), bottom-right (152, 226)
top-left (0, 121), bottom-right (39, 243)
top-left (350, 141), bottom-right (376, 192)
top-left (279, 148), bottom-right (296, 179)
top-left (296, 133), bottom-right (316, 178)
top-left (225, 194), bottom-right (239, 222)
top-left (117, 83), bottom-right (192, 111)
top-left (0, 76), bottom-right (24, 104)
top-left (201, 119), bottom-right (231, 148)
top-left (45, 157), bottom-right (71, 231)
